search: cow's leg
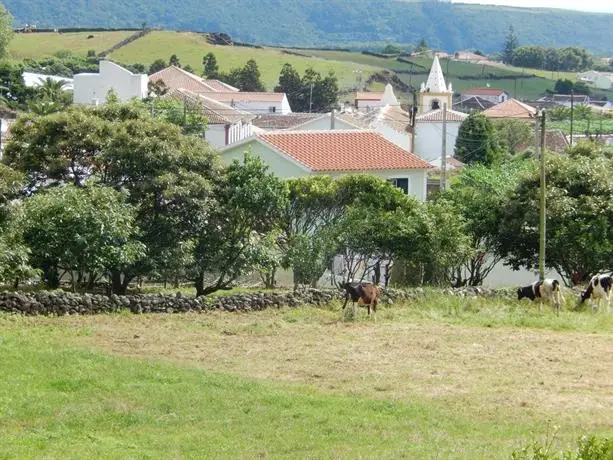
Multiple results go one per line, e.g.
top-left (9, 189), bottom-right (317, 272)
top-left (606, 293), bottom-right (611, 314)
top-left (372, 299), bottom-right (378, 321)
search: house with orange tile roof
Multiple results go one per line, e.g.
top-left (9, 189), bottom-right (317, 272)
top-left (166, 88), bottom-right (255, 148)
top-left (149, 65), bottom-right (292, 114)
top-left (220, 130), bottom-right (432, 200)
top-left (149, 65), bottom-right (239, 93)
top-left (483, 98), bottom-right (538, 120)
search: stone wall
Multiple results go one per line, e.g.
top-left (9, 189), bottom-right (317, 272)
top-left (0, 287), bottom-right (515, 316)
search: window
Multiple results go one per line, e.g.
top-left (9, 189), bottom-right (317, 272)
top-left (431, 99), bottom-right (440, 110)
top-left (269, 106), bottom-right (277, 113)
top-left (388, 177), bottom-right (409, 195)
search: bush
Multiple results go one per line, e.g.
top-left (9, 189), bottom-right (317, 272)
top-left (512, 435), bottom-right (613, 460)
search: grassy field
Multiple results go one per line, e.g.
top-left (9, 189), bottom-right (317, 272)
top-left (108, 31), bottom-right (381, 91)
top-left (549, 117), bottom-right (613, 135)
top-left (7, 31), bottom-right (134, 60)
top-left (2, 295), bottom-right (613, 458)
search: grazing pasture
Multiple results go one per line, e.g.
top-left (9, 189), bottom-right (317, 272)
top-left (1, 295), bottom-right (612, 458)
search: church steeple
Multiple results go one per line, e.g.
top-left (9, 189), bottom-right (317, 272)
top-left (419, 54), bottom-right (453, 114)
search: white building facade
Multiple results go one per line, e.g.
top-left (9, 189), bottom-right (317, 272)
top-left (73, 60), bottom-right (148, 105)
top-left (413, 109), bottom-right (467, 161)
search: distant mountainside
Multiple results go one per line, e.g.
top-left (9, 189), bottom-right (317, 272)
top-left (4, 0), bottom-right (613, 54)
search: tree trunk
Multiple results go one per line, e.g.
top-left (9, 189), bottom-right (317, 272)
top-left (45, 266), bottom-right (60, 289)
top-left (195, 271), bottom-right (205, 297)
top-left (110, 271), bottom-right (131, 295)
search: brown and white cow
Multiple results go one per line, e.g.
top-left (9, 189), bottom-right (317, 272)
top-left (341, 282), bottom-right (380, 320)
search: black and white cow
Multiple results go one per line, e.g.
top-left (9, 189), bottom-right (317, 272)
top-left (580, 274), bottom-right (612, 313)
top-left (517, 279), bottom-right (564, 313)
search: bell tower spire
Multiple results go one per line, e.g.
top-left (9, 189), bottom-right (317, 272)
top-left (419, 54), bottom-right (453, 114)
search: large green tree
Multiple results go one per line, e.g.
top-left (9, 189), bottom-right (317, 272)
top-left (275, 63), bottom-right (303, 111)
top-left (275, 64), bottom-right (339, 113)
top-left (202, 52), bottom-right (219, 79)
top-left (496, 150), bottom-right (613, 285)
top-left (193, 153), bottom-right (287, 296)
top-left (442, 160), bottom-right (533, 286)
top-left (493, 119), bottom-right (534, 155)
top-left (455, 112), bottom-right (503, 166)
top-left (20, 185), bottom-right (145, 290)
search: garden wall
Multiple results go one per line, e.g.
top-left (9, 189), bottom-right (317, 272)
top-left (0, 287), bottom-right (514, 316)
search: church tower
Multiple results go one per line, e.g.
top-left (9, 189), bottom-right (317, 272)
top-left (419, 55), bottom-right (453, 114)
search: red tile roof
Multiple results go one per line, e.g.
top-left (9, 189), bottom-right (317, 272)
top-left (483, 98), bottom-right (538, 119)
top-left (461, 87), bottom-right (507, 96)
top-left (355, 92), bottom-right (384, 101)
top-left (148, 66), bottom-right (239, 93)
top-left (205, 91), bottom-right (286, 103)
top-left (256, 130), bottom-right (432, 172)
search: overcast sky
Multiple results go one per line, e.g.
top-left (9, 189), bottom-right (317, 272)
top-left (451, 0), bottom-right (613, 13)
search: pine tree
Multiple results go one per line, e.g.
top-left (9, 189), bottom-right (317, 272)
top-left (502, 25), bottom-right (519, 64)
top-left (275, 63), bottom-right (303, 111)
top-left (238, 59), bottom-right (265, 92)
top-left (202, 53), bottom-right (219, 79)
top-left (169, 54), bottom-right (181, 67)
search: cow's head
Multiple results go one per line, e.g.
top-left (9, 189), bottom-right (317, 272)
top-left (517, 288), bottom-right (524, 300)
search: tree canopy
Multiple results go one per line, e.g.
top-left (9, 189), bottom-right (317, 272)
top-left (455, 112), bottom-right (503, 166)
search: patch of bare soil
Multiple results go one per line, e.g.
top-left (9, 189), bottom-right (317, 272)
top-left (32, 310), bottom-right (613, 427)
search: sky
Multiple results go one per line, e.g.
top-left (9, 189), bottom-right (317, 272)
top-left (451, 0), bottom-right (613, 13)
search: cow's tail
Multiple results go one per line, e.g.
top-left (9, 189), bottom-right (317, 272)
top-left (552, 279), bottom-right (565, 306)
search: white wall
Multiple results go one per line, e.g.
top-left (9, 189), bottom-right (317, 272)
top-left (232, 95), bottom-right (292, 115)
top-left (414, 121), bottom-right (461, 161)
top-left (73, 61), bottom-right (148, 105)
top-left (205, 121), bottom-right (253, 149)
top-left (372, 121), bottom-right (411, 152)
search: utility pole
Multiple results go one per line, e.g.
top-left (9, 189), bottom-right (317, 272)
top-left (440, 103), bottom-right (447, 192)
top-left (309, 82), bottom-right (314, 113)
top-left (538, 110), bottom-right (547, 282)
top-left (330, 108), bottom-right (335, 129)
top-left (570, 89), bottom-right (574, 146)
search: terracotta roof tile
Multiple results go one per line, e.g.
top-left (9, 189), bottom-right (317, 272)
top-left (256, 130), bottom-right (431, 172)
top-left (416, 108), bottom-right (468, 122)
top-left (483, 98), bottom-right (537, 119)
top-left (252, 113), bottom-right (324, 129)
top-left (461, 87), bottom-right (507, 96)
top-left (165, 88), bottom-right (254, 125)
top-left (204, 92), bottom-right (286, 103)
top-left (149, 66), bottom-right (239, 93)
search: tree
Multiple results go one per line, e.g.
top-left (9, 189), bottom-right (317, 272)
top-left (302, 68), bottom-right (339, 113)
top-left (554, 78), bottom-right (574, 94)
top-left (183, 64), bottom-right (194, 74)
top-left (502, 25), bottom-right (518, 64)
top-left (5, 103), bottom-right (221, 293)
top-left (192, 153), bottom-right (287, 296)
top-left (149, 59), bottom-right (167, 74)
top-left (496, 151), bottom-right (613, 285)
top-left (442, 160), bottom-right (533, 286)
top-left (0, 4), bottom-right (13, 59)
top-left (169, 54), bottom-right (181, 67)
top-left (455, 112), bottom-right (503, 166)
top-left (415, 38), bottom-right (429, 53)
top-left (20, 185), bottom-right (146, 290)
top-left (27, 77), bottom-right (72, 115)
top-left (238, 59), bottom-right (265, 92)
top-left (202, 52), bottom-right (219, 79)
top-left (493, 119), bottom-right (534, 155)
top-left (275, 63), bottom-right (303, 111)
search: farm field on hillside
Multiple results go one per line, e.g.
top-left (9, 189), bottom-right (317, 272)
top-left (109, 31), bottom-right (382, 90)
top-left (2, 297), bottom-right (612, 459)
top-left (7, 31), bottom-right (134, 60)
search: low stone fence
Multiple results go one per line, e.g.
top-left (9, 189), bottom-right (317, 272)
top-left (0, 287), bottom-right (515, 316)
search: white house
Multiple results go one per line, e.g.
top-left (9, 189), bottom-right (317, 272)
top-left (167, 88), bottom-right (255, 149)
top-left (73, 60), bottom-right (148, 105)
top-left (220, 130), bottom-right (432, 200)
top-left (149, 66), bottom-right (239, 93)
top-left (413, 108), bottom-right (468, 161)
top-left (461, 87), bottom-right (509, 104)
top-left (577, 70), bottom-right (613, 90)
top-left (22, 72), bottom-right (73, 91)
top-left (203, 91), bottom-right (292, 115)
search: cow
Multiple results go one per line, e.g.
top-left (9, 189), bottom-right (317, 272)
top-left (341, 281), bottom-right (380, 320)
top-left (580, 274), bottom-right (612, 313)
top-left (517, 279), bottom-right (564, 313)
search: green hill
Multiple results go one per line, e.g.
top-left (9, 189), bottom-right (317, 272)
top-left (4, 0), bottom-right (613, 54)
top-left (11, 30), bottom-right (593, 102)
